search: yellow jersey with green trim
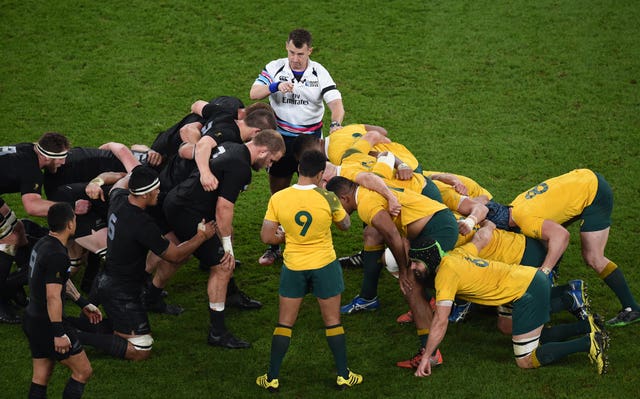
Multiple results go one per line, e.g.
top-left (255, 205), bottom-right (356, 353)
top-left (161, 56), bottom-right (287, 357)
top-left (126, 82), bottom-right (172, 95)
top-left (339, 150), bottom-right (426, 193)
top-left (455, 219), bottom-right (528, 265)
top-left (264, 184), bottom-right (347, 271)
top-left (435, 246), bottom-right (536, 306)
top-left (355, 186), bottom-right (447, 236)
top-left (425, 171), bottom-right (493, 211)
top-left (325, 124), bottom-right (367, 165)
top-left (510, 169), bottom-right (598, 239)
top-left (372, 142), bottom-right (420, 171)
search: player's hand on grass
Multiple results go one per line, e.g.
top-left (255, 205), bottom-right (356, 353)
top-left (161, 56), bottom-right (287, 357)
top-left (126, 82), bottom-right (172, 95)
top-left (414, 353), bottom-right (432, 377)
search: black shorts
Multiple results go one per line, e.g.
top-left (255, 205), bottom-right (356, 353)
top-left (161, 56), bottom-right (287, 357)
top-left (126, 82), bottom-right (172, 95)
top-left (164, 203), bottom-right (224, 267)
top-left (268, 132), bottom-right (322, 178)
top-left (22, 314), bottom-right (83, 360)
top-left (96, 273), bottom-right (151, 336)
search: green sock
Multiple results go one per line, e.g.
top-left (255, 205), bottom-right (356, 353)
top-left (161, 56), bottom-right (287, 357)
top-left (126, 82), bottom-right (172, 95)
top-left (540, 320), bottom-right (589, 343)
top-left (359, 249), bottom-right (384, 300)
top-left (326, 324), bottom-right (348, 378)
top-left (533, 335), bottom-right (590, 366)
top-left (267, 325), bottom-right (292, 380)
top-left (603, 267), bottom-right (640, 311)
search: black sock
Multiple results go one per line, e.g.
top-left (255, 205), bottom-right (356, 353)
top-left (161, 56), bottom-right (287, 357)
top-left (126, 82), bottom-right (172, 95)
top-left (0, 251), bottom-right (13, 295)
top-left (77, 331), bottom-right (127, 359)
top-left (28, 382), bottom-right (47, 399)
top-left (226, 277), bottom-right (239, 296)
top-left (62, 377), bottom-right (85, 399)
top-left (209, 308), bottom-right (226, 334)
top-left (146, 283), bottom-right (163, 303)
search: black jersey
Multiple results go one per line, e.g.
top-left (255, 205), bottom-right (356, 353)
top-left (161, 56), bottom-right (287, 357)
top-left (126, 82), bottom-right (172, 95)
top-left (164, 143), bottom-right (252, 218)
top-left (151, 113), bottom-right (201, 159)
top-left (202, 96), bottom-right (244, 120)
top-left (103, 189), bottom-right (169, 291)
top-left (26, 235), bottom-right (69, 318)
top-left (200, 114), bottom-right (242, 145)
top-left (43, 147), bottom-right (127, 198)
top-left (158, 113), bottom-right (243, 194)
top-left (150, 96), bottom-right (243, 160)
top-left (0, 143), bottom-right (43, 196)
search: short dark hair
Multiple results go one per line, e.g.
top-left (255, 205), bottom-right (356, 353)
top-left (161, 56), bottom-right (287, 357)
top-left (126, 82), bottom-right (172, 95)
top-left (245, 102), bottom-right (273, 117)
top-left (38, 132), bottom-right (70, 153)
top-left (293, 135), bottom-right (323, 161)
top-left (288, 29), bottom-right (312, 48)
top-left (325, 176), bottom-right (356, 197)
top-left (252, 129), bottom-right (285, 154)
top-left (244, 108), bottom-right (277, 131)
top-left (47, 202), bottom-right (75, 232)
top-left (298, 150), bottom-right (326, 177)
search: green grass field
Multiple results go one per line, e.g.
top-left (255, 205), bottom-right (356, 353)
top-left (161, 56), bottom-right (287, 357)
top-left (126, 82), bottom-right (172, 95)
top-left (1, 1), bottom-right (639, 398)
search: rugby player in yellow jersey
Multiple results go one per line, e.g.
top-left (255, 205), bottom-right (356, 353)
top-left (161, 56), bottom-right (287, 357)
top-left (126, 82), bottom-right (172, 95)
top-left (391, 219), bottom-right (589, 353)
top-left (324, 123), bottom-right (388, 166)
top-left (486, 169), bottom-right (640, 327)
top-left (326, 176), bottom-right (459, 367)
top-left (410, 230), bottom-right (609, 377)
top-left (256, 151), bottom-right (362, 392)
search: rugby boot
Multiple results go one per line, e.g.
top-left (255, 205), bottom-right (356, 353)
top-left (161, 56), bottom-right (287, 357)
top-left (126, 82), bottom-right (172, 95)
top-left (256, 374), bottom-right (279, 392)
top-left (396, 347), bottom-right (443, 369)
top-left (207, 329), bottom-right (251, 349)
top-left (567, 279), bottom-right (589, 320)
top-left (338, 251), bottom-right (364, 268)
top-left (340, 296), bottom-right (379, 314)
top-left (606, 308), bottom-right (640, 327)
top-left (226, 290), bottom-right (262, 310)
top-left (335, 369), bottom-right (363, 390)
top-left (0, 299), bottom-right (20, 324)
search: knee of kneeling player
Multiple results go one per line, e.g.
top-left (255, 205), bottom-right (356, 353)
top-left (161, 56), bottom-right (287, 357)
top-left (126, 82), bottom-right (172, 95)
top-left (514, 354), bottom-right (535, 369)
top-left (73, 364), bottom-right (93, 382)
top-left (513, 336), bottom-right (540, 369)
top-left (496, 316), bottom-right (512, 336)
top-left (126, 335), bottom-right (154, 361)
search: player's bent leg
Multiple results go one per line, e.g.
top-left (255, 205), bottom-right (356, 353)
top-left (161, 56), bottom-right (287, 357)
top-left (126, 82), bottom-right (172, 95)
top-left (115, 332), bottom-right (154, 361)
top-left (512, 326), bottom-right (543, 369)
top-left (74, 228), bottom-right (108, 255)
top-left (580, 229), bottom-right (610, 274)
top-left (207, 264), bottom-right (250, 349)
top-left (61, 350), bottom-right (93, 383)
top-left (278, 296), bottom-right (304, 327)
top-left (497, 310), bottom-right (513, 335)
top-left (31, 358), bottom-right (55, 386)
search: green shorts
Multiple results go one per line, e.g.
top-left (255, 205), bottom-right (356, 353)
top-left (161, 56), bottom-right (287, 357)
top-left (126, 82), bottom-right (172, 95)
top-left (421, 178), bottom-right (444, 204)
top-left (279, 260), bottom-right (344, 299)
top-left (512, 271), bottom-right (550, 335)
top-left (412, 209), bottom-right (459, 251)
top-left (520, 237), bottom-right (547, 267)
top-left (580, 172), bottom-right (612, 232)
